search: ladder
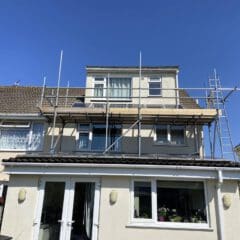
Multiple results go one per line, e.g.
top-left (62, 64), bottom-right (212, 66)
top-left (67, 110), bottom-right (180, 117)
top-left (208, 69), bottom-right (236, 161)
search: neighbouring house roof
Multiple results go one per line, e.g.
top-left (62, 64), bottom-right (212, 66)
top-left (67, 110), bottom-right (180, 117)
top-left (3, 154), bottom-right (240, 168)
top-left (0, 86), bottom-right (199, 114)
top-left (0, 86), bottom-right (84, 114)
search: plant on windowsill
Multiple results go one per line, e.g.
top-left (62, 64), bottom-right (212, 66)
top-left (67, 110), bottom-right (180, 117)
top-left (168, 209), bottom-right (182, 222)
top-left (158, 206), bottom-right (168, 221)
top-left (190, 209), bottom-right (205, 223)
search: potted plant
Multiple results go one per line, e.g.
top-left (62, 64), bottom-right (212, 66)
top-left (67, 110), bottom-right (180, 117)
top-left (158, 206), bottom-right (168, 221)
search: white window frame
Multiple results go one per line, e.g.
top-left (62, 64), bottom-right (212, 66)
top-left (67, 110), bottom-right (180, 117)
top-left (148, 77), bottom-right (162, 97)
top-left (130, 179), bottom-right (210, 230)
top-left (154, 125), bottom-right (186, 146)
top-left (92, 76), bottom-right (132, 101)
top-left (0, 121), bottom-right (45, 151)
top-left (76, 123), bottom-right (122, 152)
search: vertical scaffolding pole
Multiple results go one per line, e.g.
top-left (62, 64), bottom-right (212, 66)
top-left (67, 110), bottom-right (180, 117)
top-left (40, 76), bottom-right (46, 107)
top-left (65, 81), bottom-right (69, 107)
top-left (50, 50), bottom-right (63, 154)
top-left (105, 73), bottom-right (110, 152)
top-left (208, 123), bottom-right (213, 159)
top-left (138, 52), bottom-right (142, 157)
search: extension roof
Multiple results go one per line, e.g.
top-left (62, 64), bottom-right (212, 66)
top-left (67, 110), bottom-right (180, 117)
top-left (3, 154), bottom-right (240, 168)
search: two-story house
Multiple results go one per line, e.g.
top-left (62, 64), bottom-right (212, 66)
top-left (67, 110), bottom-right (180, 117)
top-left (1, 66), bottom-right (240, 240)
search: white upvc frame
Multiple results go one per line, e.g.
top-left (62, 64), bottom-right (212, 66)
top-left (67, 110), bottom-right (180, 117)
top-left (148, 76), bottom-right (162, 97)
top-left (91, 76), bottom-right (132, 102)
top-left (130, 178), bottom-right (210, 230)
top-left (154, 124), bottom-right (186, 146)
top-left (33, 176), bottom-right (100, 240)
top-left (76, 123), bottom-right (122, 152)
top-left (0, 121), bottom-right (45, 152)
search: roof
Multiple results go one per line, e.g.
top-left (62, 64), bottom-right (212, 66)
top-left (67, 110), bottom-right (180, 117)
top-left (86, 66), bottom-right (179, 74)
top-left (0, 86), bottom-right (200, 115)
top-left (0, 86), bottom-right (84, 114)
top-left (86, 65), bottom-right (179, 69)
top-left (3, 154), bottom-right (240, 168)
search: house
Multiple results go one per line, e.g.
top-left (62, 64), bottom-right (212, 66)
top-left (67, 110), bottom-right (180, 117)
top-left (0, 66), bottom-right (240, 240)
top-left (234, 144), bottom-right (240, 160)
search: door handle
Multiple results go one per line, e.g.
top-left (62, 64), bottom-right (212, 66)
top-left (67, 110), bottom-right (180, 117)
top-left (67, 220), bottom-right (75, 226)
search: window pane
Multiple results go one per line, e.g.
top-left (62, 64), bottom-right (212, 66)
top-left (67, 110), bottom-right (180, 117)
top-left (171, 126), bottom-right (185, 144)
top-left (38, 182), bottom-right (65, 240)
top-left (134, 182), bottom-right (152, 219)
top-left (157, 181), bottom-right (207, 223)
top-left (95, 77), bottom-right (104, 81)
top-left (92, 126), bottom-right (105, 150)
top-left (91, 125), bottom-right (121, 151)
top-left (94, 84), bottom-right (104, 97)
top-left (0, 129), bottom-right (29, 150)
top-left (78, 133), bottom-right (89, 150)
top-left (109, 78), bottom-right (131, 98)
top-left (156, 125), bottom-right (168, 144)
top-left (149, 82), bottom-right (161, 95)
top-left (30, 123), bottom-right (44, 151)
top-left (78, 124), bottom-right (90, 131)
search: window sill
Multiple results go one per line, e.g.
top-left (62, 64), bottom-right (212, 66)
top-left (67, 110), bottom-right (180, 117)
top-left (148, 95), bottom-right (162, 97)
top-left (126, 222), bottom-right (212, 231)
top-left (0, 149), bottom-right (43, 152)
top-left (153, 143), bottom-right (187, 147)
top-left (91, 98), bottom-right (132, 102)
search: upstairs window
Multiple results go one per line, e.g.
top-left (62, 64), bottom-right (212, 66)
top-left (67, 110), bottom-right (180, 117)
top-left (0, 122), bottom-right (44, 151)
top-left (94, 84), bottom-right (104, 97)
top-left (109, 78), bottom-right (131, 99)
top-left (149, 77), bottom-right (162, 96)
top-left (155, 125), bottom-right (185, 145)
top-left (77, 124), bottom-right (121, 152)
top-left (93, 77), bottom-right (131, 99)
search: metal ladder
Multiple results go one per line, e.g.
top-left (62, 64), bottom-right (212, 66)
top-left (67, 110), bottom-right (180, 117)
top-left (208, 69), bottom-right (236, 161)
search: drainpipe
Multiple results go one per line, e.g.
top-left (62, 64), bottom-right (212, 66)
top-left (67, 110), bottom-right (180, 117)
top-left (216, 170), bottom-right (224, 240)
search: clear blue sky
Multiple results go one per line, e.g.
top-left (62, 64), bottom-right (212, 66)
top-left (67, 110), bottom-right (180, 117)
top-left (0, 0), bottom-right (239, 152)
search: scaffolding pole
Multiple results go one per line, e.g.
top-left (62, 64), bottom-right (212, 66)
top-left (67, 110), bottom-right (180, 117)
top-left (105, 73), bottom-right (110, 151)
top-left (40, 76), bottom-right (46, 107)
top-left (50, 50), bottom-right (63, 154)
top-left (104, 120), bottom-right (140, 154)
top-left (65, 81), bottom-right (69, 107)
top-left (138, 52), bottom-right (142, 157)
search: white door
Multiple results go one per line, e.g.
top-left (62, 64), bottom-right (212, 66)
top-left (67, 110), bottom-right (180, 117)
top-left (33, 177), bottom-right (100, 240)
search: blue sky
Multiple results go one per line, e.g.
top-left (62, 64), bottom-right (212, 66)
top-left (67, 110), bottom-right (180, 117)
top-left (0, 0), bottom-right (239, 152)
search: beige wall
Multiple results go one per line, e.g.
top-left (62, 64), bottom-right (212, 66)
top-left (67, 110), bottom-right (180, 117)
top-left (1, 175), bottom-right (39, 239)
top-left (53, 123), bottom-right (202, 156)
top-left (1, 175), bottom-right (240, 240)
top-left (98, 177), bottom-right (240, 240)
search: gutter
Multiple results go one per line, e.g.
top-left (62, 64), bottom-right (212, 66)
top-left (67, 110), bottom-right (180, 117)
top-left (0, 113), bottom-right (46, 120)
top-left (2, 161), bottom-right (240, 171)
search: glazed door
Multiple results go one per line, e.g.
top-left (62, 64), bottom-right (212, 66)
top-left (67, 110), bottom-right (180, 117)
top-left (33, 178), bottom-right (100, 240)
top-left (65, 181), bottom-right (96, 240)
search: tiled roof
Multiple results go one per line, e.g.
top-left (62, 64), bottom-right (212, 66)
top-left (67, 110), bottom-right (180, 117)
top-left (0, 86), bottom-right (84, 114)
top-left (179, 89), bottom-right (200, 109)
top-left (3, 154), bottom-right (240, 168)
top-left (0, 86), bottom-right (199, 114)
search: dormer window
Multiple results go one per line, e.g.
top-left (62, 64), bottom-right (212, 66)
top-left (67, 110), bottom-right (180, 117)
top-left (0, 121), bottom-right (44, 151)
top-left (149, 77), bottom-right (162, 96)
top-left (93, 77), bottom-right (131, 100)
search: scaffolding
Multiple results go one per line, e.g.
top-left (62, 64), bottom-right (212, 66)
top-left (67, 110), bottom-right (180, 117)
top-left (38, 52), bottom-right (240, 161)
top-left (208, 69), bottom-right (236, 161)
